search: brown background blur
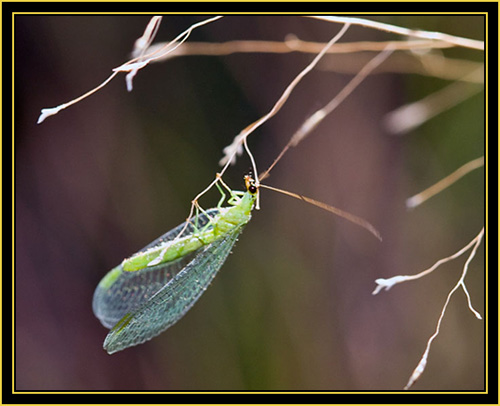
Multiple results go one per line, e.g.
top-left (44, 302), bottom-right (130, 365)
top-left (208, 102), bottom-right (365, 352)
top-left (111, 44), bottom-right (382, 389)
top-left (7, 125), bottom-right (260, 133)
top-left (15, 15), bottom-right (485, 391)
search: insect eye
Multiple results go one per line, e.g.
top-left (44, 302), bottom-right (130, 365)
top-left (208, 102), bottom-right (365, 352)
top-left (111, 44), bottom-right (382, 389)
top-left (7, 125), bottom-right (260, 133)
top-left (248, 184), bottom-right (257, 194)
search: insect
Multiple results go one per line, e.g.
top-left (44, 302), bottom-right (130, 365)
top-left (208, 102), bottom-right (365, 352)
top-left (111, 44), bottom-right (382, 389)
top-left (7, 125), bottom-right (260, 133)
top-left (93, 168), bottom-right (381, 354)
top-left (92, 174), bottom-right (259, 354)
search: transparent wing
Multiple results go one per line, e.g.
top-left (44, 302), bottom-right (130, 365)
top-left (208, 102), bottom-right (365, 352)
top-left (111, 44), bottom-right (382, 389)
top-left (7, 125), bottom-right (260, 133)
top-left (102, 225), bottom-right (242, 354)
top-left (92, 209), bottom-right (221, 329)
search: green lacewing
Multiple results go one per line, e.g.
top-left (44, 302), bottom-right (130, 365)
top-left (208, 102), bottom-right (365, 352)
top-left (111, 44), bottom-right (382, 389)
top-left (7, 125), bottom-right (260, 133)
top-left (93, 175), bottom-right (259, 354)
top-left (93, 172), bottom-right (381, 354)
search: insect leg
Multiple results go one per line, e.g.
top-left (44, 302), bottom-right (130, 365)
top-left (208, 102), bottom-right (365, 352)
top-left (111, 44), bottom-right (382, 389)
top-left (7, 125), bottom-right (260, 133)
top-left (217, 176), bottom-right (245, 206)
top-left (215, 181), bottom-right (227, 208)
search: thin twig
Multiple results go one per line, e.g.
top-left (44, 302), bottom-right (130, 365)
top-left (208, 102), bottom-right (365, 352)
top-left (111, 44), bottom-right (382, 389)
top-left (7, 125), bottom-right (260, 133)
top-left (260, 44), bottom-right (394, 180)
top-left (37, 71), bottom-right (121, 124)
top-left (290, 45), bottom-right (395, 147)
top-left (406, 156), bottom-right (484, 209)
top-left (384, 67), bottom-right (484, 135)
top-left (308, 15), bottom-right (484, 50)
top-left (372, 227), bottom-right (483, 294)
top-left (402, 228), bottom-right (484, 390)
top-left (141, 38), bottom-right (455, 60)
top-left (218, 23), bottom-right (351, 167)
top-left (319, 51), bottom-right (484, 84)
top-left (37, 16), bottom-right (223, 123)
top-left (126, 16), bottom-right (163, 91)
top-left (139, 37), bottom-right (484, 86)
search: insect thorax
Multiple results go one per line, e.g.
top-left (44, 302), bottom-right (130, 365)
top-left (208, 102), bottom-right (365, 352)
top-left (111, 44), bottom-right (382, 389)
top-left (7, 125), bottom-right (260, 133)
top-left (214, 192), bottom-right (255, 236)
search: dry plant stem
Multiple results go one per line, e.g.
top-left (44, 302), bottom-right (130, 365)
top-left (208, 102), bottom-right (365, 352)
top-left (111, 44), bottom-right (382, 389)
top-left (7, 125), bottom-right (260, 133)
top-left (308, 15), bottom-right (484, 51)
top-left (37, 16), bottom-right (223, 123)
top-left (373, 227), bottom-right (484, 294)
top-left (291, 45), bottom-right (395, 147)
top-left (406, 156), bottom-right (485, 209)
top-left (320, 52), bottom-right (484, 84)
top-left (120, 16), bottom-right (223, 86)
top-left (147, 38), bottom-right (455, 60)
top-left (260, 45), bottom-right (394, 180)
top-left (218, 23), bottom-right (351, 167)
top-left (148, 39), bottom-right (483, 84)
top-left (384, 66), bottom-right (484, 135)
top-left (117, 16), bottom-right (224, 69)
top-left (131, 16), bottom-right (163, 58)
top-left (126, 16), bottom-right (163, 91)
top-left (37, 71), bottom-right (121, 124)
top-left (403, 227), bottom-right (484, 390)
top-left (38, 15), bottom-right (484, 125)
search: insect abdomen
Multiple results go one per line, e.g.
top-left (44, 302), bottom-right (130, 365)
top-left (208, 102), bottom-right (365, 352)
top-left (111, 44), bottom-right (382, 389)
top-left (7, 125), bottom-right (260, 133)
top-left (122, 229), bottom-right (216, 272)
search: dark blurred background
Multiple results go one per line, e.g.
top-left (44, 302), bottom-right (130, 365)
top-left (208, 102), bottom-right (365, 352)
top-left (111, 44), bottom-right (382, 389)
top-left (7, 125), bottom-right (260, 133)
top-left (15, 15), bottom-right (484, 390)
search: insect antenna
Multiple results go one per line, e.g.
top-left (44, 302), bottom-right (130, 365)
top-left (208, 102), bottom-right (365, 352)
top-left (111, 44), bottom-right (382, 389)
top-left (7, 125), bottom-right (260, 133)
top-left (260, 183), bottom-right (382, 241)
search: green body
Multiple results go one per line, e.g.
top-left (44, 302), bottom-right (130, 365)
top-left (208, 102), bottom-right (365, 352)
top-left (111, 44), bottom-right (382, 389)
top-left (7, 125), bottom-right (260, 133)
top-left (122, 191), bottom-right (255, 272)
top-left (93, 186), bottom-right (258, 354)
